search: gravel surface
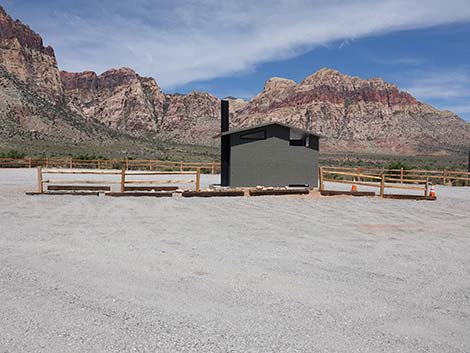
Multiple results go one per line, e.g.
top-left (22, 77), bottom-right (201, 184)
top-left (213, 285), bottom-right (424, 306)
top-left (1, 169), bottom-right (469, 353)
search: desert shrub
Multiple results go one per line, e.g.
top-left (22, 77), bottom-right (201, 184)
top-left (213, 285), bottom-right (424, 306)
top-left (386, 160), bottom-right (411, 171)
top-left (73, 153), bottom-right (106, 160)
top-left (0, 150), bottom-right (26, 158)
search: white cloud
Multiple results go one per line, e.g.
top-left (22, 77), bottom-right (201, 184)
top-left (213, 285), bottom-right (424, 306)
top-left (403, 67), bottom-right (470, 99)
top-left (399, 67), bottom-right (470, 120)
top-left (439, 104), bottom-right (470, 114)
top-left (6, 0), bottom-right (470, 88)
top-left (372, 57), bottom-right (424, 66)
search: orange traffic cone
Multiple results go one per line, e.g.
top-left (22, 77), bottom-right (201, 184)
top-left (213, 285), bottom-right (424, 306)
top-left (351, 179), bottom-right (357, 192)
top-left (429, 185), bottom-right (436, 198)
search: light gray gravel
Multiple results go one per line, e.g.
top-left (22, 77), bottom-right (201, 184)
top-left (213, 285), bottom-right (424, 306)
top-left (0, 168), bottom-right (469, 353)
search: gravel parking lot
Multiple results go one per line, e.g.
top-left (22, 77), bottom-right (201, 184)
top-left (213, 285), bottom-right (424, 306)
top-left (1, 169), bottom-right (469, 353)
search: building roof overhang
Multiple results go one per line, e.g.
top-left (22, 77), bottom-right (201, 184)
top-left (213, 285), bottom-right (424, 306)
top-left (212, 122), bottom-right (325, 139)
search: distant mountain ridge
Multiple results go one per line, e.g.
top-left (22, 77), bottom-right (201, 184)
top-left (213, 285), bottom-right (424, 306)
top-left (231, 69), bottom-right (470, 154)
top-left (1, 5), bottom-right (470, 155)
top-left (60, 68), bottom-right (220, 145)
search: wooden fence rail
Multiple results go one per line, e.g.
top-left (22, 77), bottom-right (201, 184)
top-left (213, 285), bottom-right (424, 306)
top-left (3, 158), bottom-right (469, 186)
top-left (33, 167), bottom-right (201, 195)
top-left (319, 167), bottom-right (431, 198)
top-left (0, 158), bottom-right (219, 174)
top-left (321, 166), bottom-right (470, 186)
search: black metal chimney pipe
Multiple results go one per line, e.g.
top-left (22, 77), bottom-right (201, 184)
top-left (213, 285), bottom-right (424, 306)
top-left (221, 100), bottom-right (230, 186)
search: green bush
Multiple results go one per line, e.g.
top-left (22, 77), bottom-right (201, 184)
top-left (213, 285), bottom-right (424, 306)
top-left (386, 160), bottom-right (411, 171)
top-left (0, 150), bottom-right (27, 159)
top-left (72, 153), bottom-right (107, 161)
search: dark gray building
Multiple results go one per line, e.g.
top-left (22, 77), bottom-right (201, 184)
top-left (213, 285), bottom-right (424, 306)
top-left (218, 102), bottom-right (321, 188)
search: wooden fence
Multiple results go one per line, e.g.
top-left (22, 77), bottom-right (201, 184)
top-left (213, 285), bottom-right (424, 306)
top-left (2, 158), bottom-right (470, 186)
top-left (319, 167), bottom-right (432, 199)
top-left (33, 167), bottom-right (201, 195)
top-left (320, 166), bottom-right (470, 186)
top-left (0, 157), bottom-right (219, 174)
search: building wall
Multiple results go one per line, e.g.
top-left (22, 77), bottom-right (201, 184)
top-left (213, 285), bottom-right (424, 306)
top-left (229, 125), bottom-right (319, 187)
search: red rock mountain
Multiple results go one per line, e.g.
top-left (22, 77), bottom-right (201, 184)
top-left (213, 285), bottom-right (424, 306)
top-left (1, 5), bottom-right (470, 155)
top-left (0, 6), bottom-right (63, 102)
top-left (60, 69), bottom-right (220, 144)
top-left (0, 6), bottom-right (109, 144)
top-left (232, 70), bottom-right (470, 154)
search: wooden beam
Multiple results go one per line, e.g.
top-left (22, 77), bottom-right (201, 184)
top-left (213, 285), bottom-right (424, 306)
top-left (43, 180), bottom-right (119, 184)
top-left (37, 167), bottom-right (43, 193)
top-left (196, 168), bottom-right (201, 192)
top-left (319, 166), bottom-right (324, 191)
top-left (182, 190), bottom-right (245, 197)
top-left (323, 178), bottom-right (381, 188)
top-left (383, 184), bottom-right (426, 191)
top-left (120, 167), bottom-right (126, 193)
top-left (249, 189), bottom-right (309, 196)
top-left (47, 185), bottom-right (111, 191)
top-left (124, 186), bottom-right (178, 191)
top-left (125, 171), bottom-right (196, 175)
top-left (320, 190), bottom-right (376, 197)
top-left (380, 175), bottom-right (385, 198)
top-left (384, 177), bottom-right (427, 183)
top-left (26, 191), bottom-right (100, 196)
top-left (105, 192), bottom-right (174, 197)
top-left (43, 168), bottom-right (121, 175)
top-left (383, 194), bottom-right (437, 201)
top-left (322, 170), bottom-right (382, 180)
top-left (124, 179), bottom-right (194, 185)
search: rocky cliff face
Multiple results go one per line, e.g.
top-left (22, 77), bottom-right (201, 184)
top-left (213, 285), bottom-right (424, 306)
top-left (61, 68), bottom-right (164, 133)
top-left (232, 69), bottom-right (470, 154)
top-left (0, 65), bottom-right (119, 145)
top-left (61, 69), bottom-right (220, 144)
top-left (0, 6), bottom-right (63, 102)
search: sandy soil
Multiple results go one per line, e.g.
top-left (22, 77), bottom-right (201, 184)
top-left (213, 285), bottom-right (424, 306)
top-left (1, 169), bottom-right (469, 353)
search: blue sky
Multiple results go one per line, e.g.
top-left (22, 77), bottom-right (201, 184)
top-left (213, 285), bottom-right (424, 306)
top-left (3, 0), bottom-right (470, 120)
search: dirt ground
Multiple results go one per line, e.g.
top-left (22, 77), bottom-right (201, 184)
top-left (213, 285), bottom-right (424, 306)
top-left (1, 169), bottom-right (469, 353)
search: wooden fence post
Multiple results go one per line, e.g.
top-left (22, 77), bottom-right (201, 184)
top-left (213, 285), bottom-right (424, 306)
top-left (425, 177), bottom-right (429, 197)
top-left (28, 157), bottom-right (32, 168)
top-left (443, 169), bottom-right (447, 185)
top-left (180, 161), bottom-right (183, 172)
top-left (45, 158), bottom-right (49, 168)
top-left (211, 161), bottom-right (215, 175)
top-left (380, 174), bottom-right (385, 198)
top-left (319, 167), bottom-right (324, 191)
top-left (400, 168), bottom-right (404, 183)
top-left (125, 159), bottom-right (129, 170)
top-left (149, 160), bottom-right (152, 170)
top-left (120, 167), bottom-right (126, 193)
top-left (69, 157), bottom-right (73, 169)
top-left (196, 168), bottom-right (201, 192)
top-left (37, 167), bottom-right (43, 193)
